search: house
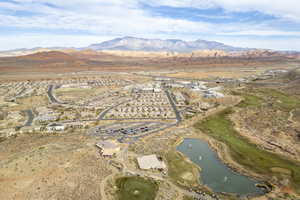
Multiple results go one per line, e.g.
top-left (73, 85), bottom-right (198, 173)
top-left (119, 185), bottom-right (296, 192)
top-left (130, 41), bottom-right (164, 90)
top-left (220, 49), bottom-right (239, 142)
top-left (96, 140), bottom-right (120, 156)
top-left (65, 122), bottom-right (84, 129)
top-left (165, 83), bottom-right (184, 88)
top-left (137, 154), bottom-right (166, 170)
top-left (46, 123), bottom-right (65, 132)
top-left (35, 114), bottom-right (58, 123)
top-left (132, 83), bottom-right (162, 93)
top-left (173, 91), bottom-right (186, 105)
top-left (153, 88), bottom-right (162, 93)
top-left (202, 90), bottom-right (224, 98)
top-left (154, 77), bottom-right (171, 81)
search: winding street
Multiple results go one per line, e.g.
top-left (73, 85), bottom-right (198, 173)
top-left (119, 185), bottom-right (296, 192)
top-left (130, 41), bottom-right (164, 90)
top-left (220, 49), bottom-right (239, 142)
top-left (97, 94), bottom-right (140, 120)
top-left (23, 109), bottom-right (34, 127)
top-left (47, 85), bottom-right (63, 104)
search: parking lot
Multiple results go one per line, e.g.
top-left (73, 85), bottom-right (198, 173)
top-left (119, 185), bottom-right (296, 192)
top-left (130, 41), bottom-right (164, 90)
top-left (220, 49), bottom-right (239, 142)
top-left (88, 121), bottom-right (170, 138)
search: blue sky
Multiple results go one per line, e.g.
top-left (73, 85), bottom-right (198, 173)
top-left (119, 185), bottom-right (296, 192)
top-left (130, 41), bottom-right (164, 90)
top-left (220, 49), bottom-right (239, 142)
top-left (0, 0), bottom-right (299, 51)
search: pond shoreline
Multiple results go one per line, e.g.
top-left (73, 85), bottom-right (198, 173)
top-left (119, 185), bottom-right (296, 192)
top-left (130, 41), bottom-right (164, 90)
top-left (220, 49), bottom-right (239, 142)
top-left (174, 137), bottom-right (267, 197)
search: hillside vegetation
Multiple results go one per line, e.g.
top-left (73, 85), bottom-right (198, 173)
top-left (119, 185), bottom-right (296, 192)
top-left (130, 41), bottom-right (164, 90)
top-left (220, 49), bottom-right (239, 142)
top-left (195, 88), bottom-right (300, 193)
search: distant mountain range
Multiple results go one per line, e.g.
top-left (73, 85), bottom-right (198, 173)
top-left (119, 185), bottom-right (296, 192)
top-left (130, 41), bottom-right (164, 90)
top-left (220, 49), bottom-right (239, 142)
top-left (0, 44), bottom-right (299, 74)
top-left (87, 36), bottom-right (246, 52)
top-left (1, 37), bottom-right (300, 58)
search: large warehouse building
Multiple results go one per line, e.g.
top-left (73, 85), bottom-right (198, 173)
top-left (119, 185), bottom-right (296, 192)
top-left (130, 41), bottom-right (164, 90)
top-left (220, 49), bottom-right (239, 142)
top-left (137, 154), bottom-right (166, 170)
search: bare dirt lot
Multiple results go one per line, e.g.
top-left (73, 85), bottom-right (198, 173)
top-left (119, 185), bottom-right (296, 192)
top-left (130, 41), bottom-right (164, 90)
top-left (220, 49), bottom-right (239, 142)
top-left (0, 132), bottom-right (111, 200)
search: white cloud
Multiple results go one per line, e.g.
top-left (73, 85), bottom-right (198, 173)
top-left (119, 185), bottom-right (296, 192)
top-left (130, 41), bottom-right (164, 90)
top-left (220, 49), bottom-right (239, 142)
top-left (0, 34), bottom-right (111, 51)
top-left (0, 0), bottom-right (299, 50)
top-left (0, 0), bottom-right (214, 35)
top-left (147, 0), bottom-right (300, 22)
top-left (146, 0), bottom-right (215, 9)
top-left (220, 30), bottom-right (300, 36)
top-left (214, 36), bottom-right (300, 51)
top-left (216, 0), bottom-right (300, 21)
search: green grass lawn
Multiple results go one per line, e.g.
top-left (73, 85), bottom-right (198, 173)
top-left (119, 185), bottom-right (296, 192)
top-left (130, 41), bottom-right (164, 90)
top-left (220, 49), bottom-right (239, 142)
top-left (116, 176), bottom-right (159, 200)
top-left (165, 151), bottom-right (200, 187)
top-left (183, 196), bottom-right (194, 200)
top-left (195, 108), bottom-right (300, 193)
top-left (236, 93), bottom-right (263, 108)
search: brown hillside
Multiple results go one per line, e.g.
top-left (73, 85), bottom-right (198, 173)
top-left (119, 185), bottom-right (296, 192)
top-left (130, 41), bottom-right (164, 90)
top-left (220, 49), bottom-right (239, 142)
top-left (0, 49), bottom-right (299, 73)
top-left (21, 51), bottom-right (74, 61)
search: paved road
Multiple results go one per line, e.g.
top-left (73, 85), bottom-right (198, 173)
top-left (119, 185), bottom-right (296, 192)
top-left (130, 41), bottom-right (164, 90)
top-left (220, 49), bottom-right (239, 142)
top-left (165, 90), bottom-right (182, 123)
top-left (23, 109), bottom-right (34, 126)
top-left (97, 95), bottom-right (139, 120)
top-left (47, 85), bottom-right (63, 104)
top-left (98, 100), bottom-right (131, 120)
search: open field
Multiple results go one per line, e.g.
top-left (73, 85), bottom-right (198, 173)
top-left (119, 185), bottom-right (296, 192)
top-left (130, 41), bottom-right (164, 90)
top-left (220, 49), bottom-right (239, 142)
top-left (183, 196), bottom-right (194, 200)
top-left (9, 96), bottom-right (48, 111)
top-left (165, 64), bottom-right (300, 80)
top-left (0, 50), bottom-right (299, 74)
top-left (0, 132), bottom-right (111, 200)
top-left (116, 176), bottom-right (159, 200)
top-left (166, 70), bottom-right (262, 79)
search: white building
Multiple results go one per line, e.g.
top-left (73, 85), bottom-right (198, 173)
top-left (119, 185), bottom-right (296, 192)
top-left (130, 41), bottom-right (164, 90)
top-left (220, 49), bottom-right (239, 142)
top-left (132, 83), bottom-right (162, 93)
top-left (35, 114), bottom-right (58, 123)
top-left (154, 77), bottom-right (171, 81)
top-left (96, 140), bottom-right (121, 156)
top-left (166, 83), bottom-right (184, 88)
top-left (137, 154), bottom-right (166, 170)
top-left (202, 90), bottom-right (224, 98)
top-left (153, 88), bottom-right (162, 93)
top-left (46, 123), bottom-right (65, 132)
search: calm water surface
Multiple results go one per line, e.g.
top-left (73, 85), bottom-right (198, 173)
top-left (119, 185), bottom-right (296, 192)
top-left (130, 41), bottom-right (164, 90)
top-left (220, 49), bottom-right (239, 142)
top-left (177, 138), bottom-right (265, 195)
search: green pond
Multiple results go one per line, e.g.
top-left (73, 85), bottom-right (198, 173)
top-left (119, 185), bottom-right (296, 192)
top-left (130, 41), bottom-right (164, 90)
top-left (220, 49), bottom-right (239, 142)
top-left (177, 138), bottom-right (265, 196)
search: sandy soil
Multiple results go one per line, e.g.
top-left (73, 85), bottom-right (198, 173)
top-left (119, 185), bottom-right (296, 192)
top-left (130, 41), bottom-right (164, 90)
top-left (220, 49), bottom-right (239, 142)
top-left (0, 131), bottom-right (111, 200)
